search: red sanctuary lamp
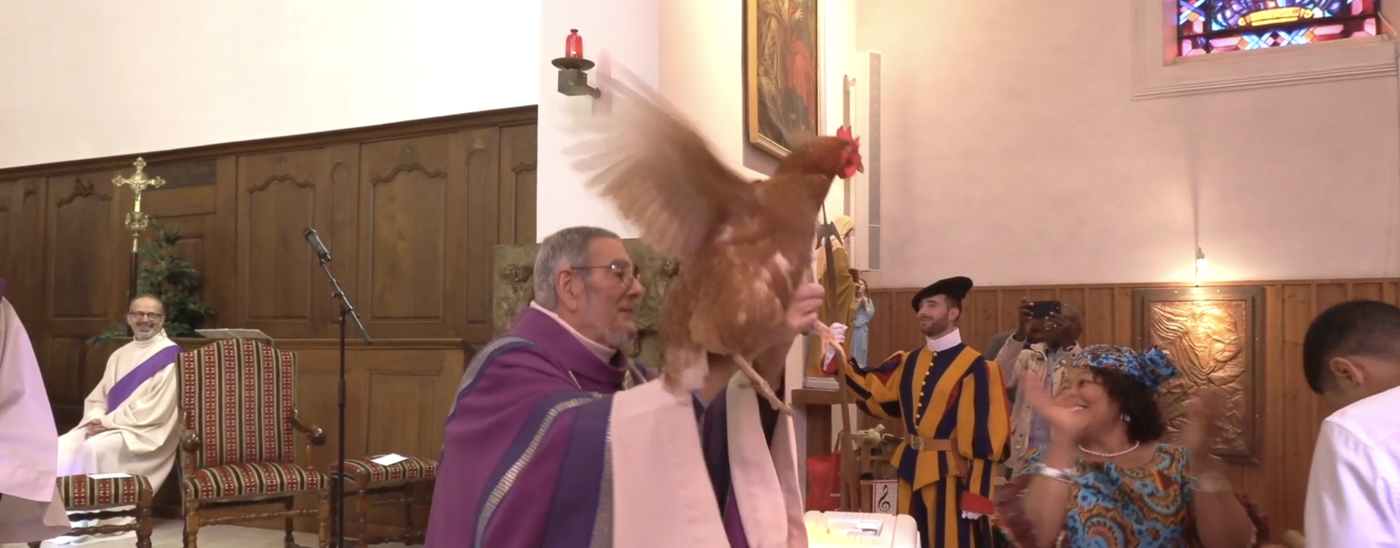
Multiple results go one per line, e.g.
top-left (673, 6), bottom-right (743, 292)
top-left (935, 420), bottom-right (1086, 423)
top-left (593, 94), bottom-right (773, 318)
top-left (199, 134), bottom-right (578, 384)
top-left (566, 29), bottom-right (583, 59)
top-left (552, 28), bottom-right (599, 97)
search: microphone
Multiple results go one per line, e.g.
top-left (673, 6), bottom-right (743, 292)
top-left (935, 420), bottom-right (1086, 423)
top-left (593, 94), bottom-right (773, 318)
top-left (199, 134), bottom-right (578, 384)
top-left (304, 228), bottom-right (332, 262)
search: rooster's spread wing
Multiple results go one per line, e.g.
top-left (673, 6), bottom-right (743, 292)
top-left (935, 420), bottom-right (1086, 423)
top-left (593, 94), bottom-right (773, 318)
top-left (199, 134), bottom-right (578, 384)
top-left (566, 67), bottom-right (758, 261)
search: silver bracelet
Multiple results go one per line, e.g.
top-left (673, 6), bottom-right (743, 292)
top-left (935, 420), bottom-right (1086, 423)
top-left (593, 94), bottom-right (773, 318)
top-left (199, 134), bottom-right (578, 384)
top-left (1029, 463), bottom-right (1079, 484)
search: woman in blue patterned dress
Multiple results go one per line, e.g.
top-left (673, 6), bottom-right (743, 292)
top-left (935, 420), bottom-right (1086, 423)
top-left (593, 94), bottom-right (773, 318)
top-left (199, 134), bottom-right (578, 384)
top-left (994, 345), bottom-right (1270, 548)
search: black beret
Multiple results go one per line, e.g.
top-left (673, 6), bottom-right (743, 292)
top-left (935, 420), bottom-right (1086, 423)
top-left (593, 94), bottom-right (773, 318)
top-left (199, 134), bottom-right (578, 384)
top-left (910, 276), bottom-right (974, 312)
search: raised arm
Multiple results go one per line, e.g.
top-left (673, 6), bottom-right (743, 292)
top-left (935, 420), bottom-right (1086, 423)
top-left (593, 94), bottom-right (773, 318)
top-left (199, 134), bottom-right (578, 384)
top-left (993, 340), bottom-right (1025, 390)
top-left (839, 351), bottom-right (907, 420)
top-left (954, 358), bottom-right (1011, 515)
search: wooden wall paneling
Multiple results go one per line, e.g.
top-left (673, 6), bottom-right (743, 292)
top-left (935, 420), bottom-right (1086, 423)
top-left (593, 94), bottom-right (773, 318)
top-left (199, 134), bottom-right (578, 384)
top-left (207, 157), bottom-right (239, 326)
top-left (462, 127), bottom-right (502, 345)
top-left (41, 172), bottom-right (124, 427)
top-left (497, 124), bottom-right (538, 246)
top-left (236, 149), bottom-right (336, 338)
top-left (863, 280), bottom-right (1400, 535)
top-left (143, 185), bottom-right (218, 301)
top-left (140, 159), bottom-right (221, 308)
top-left (322, 145), bottom-right (361, 337)
top-left (357, 134), bottom-right (462, 339)
top-left (0, 108), bottom-right (540, 533)
top-left (0, 178), bottom-right (46, 321)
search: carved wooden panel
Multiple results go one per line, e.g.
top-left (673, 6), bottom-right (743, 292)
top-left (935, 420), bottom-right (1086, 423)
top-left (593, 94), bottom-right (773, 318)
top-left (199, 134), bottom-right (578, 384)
top-left (236, 150), bottom-right (333, 337)
top-left (46, 174), bottom-right (115, 320)
top-left (143, 186), bottom-right (218, 303)
top-left (497, 124), bottom-right (537, 246)
top-left (357, 134), bottom-right (463, 338)
top-left (462, 128), bottom-right (500, 343)
top-left (491, 239), bottom-right (679, 369)
top-left (0, 178), bottom-right (45, 320)
top-left (1134, 287), bottom-right (1263, 462)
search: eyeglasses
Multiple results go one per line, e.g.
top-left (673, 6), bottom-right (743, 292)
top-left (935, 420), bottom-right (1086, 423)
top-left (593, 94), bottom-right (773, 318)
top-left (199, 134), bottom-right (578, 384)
top-left (127, 311), bottom-right (164, 320)
top-left (572, 260), bottom-right (640, 287)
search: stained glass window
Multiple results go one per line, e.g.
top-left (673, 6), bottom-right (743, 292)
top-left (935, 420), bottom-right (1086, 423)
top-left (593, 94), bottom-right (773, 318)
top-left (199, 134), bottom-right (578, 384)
top-left (1177, 0), bottom-right (1381, 56)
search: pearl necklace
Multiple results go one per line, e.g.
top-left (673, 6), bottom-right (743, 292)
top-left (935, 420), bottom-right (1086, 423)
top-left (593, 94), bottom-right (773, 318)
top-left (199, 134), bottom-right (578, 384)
top-left (1078, 441), bottom-right (1140, 458)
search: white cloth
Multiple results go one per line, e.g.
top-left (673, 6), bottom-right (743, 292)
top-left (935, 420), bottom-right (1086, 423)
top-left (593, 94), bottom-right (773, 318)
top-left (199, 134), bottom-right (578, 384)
top-left (822, 323), bottom-right (849, 363)
top-left (610, 374), bottom-right (807, 547)
top-left (1303, 385), bottom-right (1400, 547)
top-left (57, 331), bottom-right (181, 492)
top-left (0, 297), bottom-right (69, 543)
top-left (926, 328), bottom-right (962, 352)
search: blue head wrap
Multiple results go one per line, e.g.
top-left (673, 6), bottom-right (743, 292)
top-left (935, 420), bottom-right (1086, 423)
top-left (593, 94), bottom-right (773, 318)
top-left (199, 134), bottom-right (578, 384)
top-left (1070, 344), bottom-right (1179, 393)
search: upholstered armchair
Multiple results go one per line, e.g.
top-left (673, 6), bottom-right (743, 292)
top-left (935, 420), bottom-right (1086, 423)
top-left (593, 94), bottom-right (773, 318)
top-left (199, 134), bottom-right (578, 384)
top-left (176, 338), bottom-right (330, 548)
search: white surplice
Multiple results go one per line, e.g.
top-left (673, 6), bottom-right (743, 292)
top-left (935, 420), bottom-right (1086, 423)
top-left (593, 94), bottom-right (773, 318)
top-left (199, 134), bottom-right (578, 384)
top-left (56, 330), bottom-right (181, 492)
top-left (1303, 384), bottom-right (1400, 547)
top-left (610, 374), bottom-right (807, 548)
top-left (0, 297), bottom-right (69, 543)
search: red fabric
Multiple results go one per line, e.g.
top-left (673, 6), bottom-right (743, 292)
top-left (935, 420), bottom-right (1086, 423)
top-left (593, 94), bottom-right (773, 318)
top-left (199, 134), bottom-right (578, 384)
top-left (804, 452), bottom-right (842, 511)
top-left (961, 491), bottom-right (995, 516)
top-left (820, 353), bottom-right (842, 375)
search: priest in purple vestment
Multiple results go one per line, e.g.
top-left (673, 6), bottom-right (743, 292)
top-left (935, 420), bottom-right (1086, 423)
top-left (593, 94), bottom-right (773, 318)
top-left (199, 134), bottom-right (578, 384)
top-left (425, 226), bottom-right (821, 548)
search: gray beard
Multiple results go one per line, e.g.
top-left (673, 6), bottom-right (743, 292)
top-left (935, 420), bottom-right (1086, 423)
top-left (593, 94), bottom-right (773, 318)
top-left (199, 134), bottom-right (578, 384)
top-left (603, 330), bottom-right (635, 351)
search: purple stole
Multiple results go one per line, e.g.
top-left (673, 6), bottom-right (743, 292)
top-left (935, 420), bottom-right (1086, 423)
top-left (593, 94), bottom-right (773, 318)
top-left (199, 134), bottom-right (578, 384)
top-left (106, 344), bottom-right (181, 410)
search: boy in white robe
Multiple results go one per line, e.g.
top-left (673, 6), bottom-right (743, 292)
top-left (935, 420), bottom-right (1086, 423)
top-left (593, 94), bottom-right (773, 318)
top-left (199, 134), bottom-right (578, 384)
top-left (53, 295), bottom-right (182, 545)
top-left (0, 280), bottom-right (70, 543)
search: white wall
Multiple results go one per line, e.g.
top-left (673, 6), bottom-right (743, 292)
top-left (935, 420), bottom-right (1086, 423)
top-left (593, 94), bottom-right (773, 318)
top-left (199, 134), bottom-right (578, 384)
top-left (536, 0), bottom-right (858, 239)
top-left (858, 0), bottom-right (1400, 287)
top-left (0, 0), bottom-right (539, 169)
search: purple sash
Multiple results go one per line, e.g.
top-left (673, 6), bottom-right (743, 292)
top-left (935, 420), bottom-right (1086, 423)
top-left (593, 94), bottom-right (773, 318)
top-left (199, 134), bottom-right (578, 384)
top-left (106, 344), bottom-right (182, 411)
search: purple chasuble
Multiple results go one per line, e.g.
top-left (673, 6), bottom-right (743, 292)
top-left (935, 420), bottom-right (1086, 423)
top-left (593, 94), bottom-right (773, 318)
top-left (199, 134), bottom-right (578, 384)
top-left (106, 343), bottom-right (181, 411)
top-left (424, 307), bottom-right (780, 548)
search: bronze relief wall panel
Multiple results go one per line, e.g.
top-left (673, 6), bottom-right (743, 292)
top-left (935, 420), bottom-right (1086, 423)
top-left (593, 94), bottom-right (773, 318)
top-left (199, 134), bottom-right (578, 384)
top-left (1134, 286), bottom-right (1263, 462)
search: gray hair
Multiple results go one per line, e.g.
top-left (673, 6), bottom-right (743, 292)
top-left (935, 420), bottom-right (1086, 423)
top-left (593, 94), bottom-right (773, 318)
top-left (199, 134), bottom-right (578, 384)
top-left (533, 226), bottom-right (621, 310)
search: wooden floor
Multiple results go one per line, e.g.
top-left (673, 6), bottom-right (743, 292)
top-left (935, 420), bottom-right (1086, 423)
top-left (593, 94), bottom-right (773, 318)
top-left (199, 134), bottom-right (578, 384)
top-left (4, 520), bottom-right (414, 548)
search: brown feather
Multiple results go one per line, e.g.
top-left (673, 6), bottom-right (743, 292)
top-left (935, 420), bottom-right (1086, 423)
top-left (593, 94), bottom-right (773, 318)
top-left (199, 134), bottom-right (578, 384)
top-left (565, 67), bottom-right (759, 262)
top-left (570, 67), bottom-right (858, 414)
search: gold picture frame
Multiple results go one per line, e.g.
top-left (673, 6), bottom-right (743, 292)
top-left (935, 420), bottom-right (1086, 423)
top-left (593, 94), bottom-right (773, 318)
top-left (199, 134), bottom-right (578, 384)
top-left (745, 0), bottom-right (823, 158)
top-left (1133, 286), bottom-right (1264, 463)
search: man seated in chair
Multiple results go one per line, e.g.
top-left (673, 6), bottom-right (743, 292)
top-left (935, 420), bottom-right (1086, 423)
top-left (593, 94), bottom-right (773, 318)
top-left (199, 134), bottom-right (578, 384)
top-left (0, 279), bottom-right (69, 543)
top-left (53, 294), bottom-right (181, 544)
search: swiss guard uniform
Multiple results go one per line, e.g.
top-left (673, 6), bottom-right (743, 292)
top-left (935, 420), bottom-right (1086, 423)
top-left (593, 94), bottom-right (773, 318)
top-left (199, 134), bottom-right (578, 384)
top-left (838, 276), bottom-right (1012, 548)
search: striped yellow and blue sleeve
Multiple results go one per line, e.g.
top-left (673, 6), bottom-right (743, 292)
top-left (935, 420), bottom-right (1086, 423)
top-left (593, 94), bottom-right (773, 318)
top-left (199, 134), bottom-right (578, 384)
top-left (956, 355), bottom-right (1012, 514)
top-left (839, 351), bottom-right (905, 420)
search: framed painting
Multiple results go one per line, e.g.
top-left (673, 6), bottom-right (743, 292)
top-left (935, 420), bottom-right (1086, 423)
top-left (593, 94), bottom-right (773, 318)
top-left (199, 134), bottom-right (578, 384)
top-left (1133, 286), bottom-right (1264, 463)
top-left (745, 0), bottom-right (822, 158)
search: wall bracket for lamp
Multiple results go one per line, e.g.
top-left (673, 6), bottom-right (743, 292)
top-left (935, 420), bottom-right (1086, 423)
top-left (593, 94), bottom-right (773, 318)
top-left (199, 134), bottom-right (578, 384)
top-left (553, 57), bottom-right (600, 98)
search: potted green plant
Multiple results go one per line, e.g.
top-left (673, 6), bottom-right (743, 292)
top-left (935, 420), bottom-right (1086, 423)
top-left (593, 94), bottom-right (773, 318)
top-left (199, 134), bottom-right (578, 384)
top-left (87, 221), bottom-right (217, 346)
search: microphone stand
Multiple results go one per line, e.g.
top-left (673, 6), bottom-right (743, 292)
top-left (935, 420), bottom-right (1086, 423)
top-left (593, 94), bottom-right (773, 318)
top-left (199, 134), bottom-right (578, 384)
top-left (312, 252), bottom-right (370, 548)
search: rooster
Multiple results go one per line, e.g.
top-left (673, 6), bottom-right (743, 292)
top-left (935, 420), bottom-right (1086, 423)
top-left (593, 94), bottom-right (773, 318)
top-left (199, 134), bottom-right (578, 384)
top-left (567, 69), bottom-right (863, 414)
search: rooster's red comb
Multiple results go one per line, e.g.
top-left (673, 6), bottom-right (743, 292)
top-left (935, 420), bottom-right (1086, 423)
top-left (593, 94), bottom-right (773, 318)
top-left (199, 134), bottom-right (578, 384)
top-left (836, 125), bottom-right (853, 141)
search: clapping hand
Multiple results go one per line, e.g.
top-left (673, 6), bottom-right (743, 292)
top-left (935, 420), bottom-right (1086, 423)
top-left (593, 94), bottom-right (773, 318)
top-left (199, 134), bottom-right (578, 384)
top-left (1024, 371), bottom-right (1091, 441)
top-left (1180, 388), bottom-right (1226, 456)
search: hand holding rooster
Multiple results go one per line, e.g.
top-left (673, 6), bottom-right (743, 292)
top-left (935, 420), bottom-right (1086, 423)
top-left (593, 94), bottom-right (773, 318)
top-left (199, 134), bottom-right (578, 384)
top-left (567, 67), bottom-right (863, 414)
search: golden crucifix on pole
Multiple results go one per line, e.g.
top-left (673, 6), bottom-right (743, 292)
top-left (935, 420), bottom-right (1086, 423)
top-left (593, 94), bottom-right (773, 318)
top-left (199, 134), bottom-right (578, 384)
top-left (112, 157), bottom-right (165, 298)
